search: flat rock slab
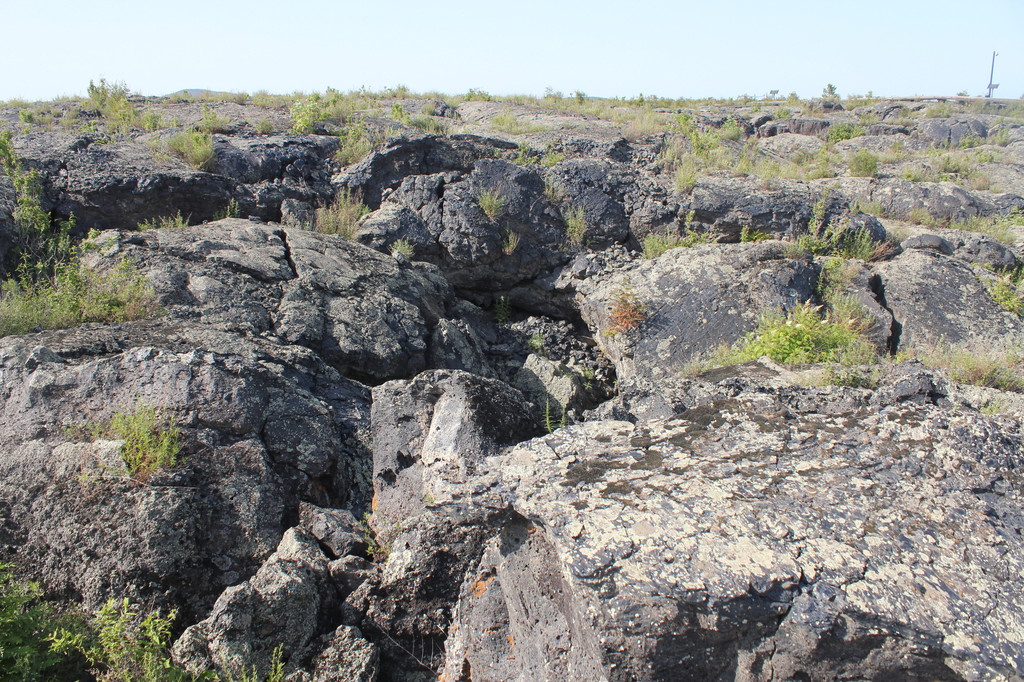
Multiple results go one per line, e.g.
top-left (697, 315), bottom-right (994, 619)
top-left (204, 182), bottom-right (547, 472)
top-left (439, 402), bottom-right (1024, 680)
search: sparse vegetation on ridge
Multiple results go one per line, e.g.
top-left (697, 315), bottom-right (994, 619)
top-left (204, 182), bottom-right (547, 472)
top-left (311, 189), bottom-right (370, 238)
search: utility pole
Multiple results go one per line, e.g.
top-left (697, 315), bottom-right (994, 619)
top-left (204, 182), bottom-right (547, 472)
top-left (986, 51), bottom-right (999, 98)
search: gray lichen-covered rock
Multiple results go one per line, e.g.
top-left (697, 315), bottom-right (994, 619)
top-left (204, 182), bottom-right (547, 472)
top-left (370, 369), bottom-right (542, 525)
top-left (0, 320), bottom-right (373, 622)
top-left (576, 241), bottom-right (815, 388)
top-left (85, 220), bottom-right (456, 381)
top-left (173, 527), bottom-right (379, 680)
top-left (872, 248), bottom-right (1024, 352)
top-left (436, 398), bottom-right (1024, 681)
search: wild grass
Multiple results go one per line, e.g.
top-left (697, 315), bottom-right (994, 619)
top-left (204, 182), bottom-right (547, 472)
top-left (476, 188), bottom-right (505, 221)
top-left (642, 228), bottom-right (710, 258)
top-left (0, 259), bottom-right (162, 337)
top-left (391, 238), bottom-right (414, 258)
top-left (848, 150), bottom-right (878, 177)
top-left (563, 205), bottom-right (587, 244)
top-left (490, 110), bottom-right (549, 135)
top-left (916, 344), bottom-right (1024, 391)
top-left (334, 120), bottom-right (374, 165)
top-left (165, 130), bottom-right (216, 171)
top-left (197, 106), bottom-right (231, 134)
top-left (312, 190), bottom-right (370, 238)
top-left (986, 279), bottom-right (1024, 317)
top-left (137, 212), bottom-right (188, 230)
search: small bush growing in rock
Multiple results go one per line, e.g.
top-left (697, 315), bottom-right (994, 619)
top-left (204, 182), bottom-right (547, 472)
top-left (0, 259), bottom-right (162, 337)
top-left (986, 279), bottom-right (1024, 317)
top-left (391, 238), bottom-right (414, 259)
top-left (740, 226), bottom-right (770, 242)
top-left (255, 118), bottom-right (275, 135)
top-left (0, 563), bottom-right (85, 680)
top-left (476, 188), bottom-right (505, 221)
top-left (827, 123), bottom-right (864, 143)
top-left (50, 597), bottom-right (190, 682)
top-left (197, 106), bottom-right (231, 134)
top-left (312, 190), bottom-right (369, 239)
top-left (107, 405), bottom-right (181, 478)
top-left (563, 205), bottom-right (587, 244)
top-left (607, 286), bottom-right (648, 335)
top-left (725, 301), bottom-right (876, 365)
top-left (848, 150), bottom-right (878, 178)
top-left (165, 130), bottom-right (216, 171)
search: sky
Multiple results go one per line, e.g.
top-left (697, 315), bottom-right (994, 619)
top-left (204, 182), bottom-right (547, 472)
top-left (2, 0), bottom-right (1022, 102)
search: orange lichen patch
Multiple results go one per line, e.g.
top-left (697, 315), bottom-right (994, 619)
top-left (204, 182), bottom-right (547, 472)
top-left (471, 575), bottom-right (495, 597)
top-left (527, 524), bottom-right (537, 534)
top-left (371, 490), bottom-right (378, 512)
top-left (507, 635), bottom-right (515, 649)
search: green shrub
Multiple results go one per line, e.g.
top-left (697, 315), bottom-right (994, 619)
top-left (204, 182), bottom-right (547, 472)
top-left (540, 151), bottom-right (564, 167)
top-left (849, 150), bottom-right (878, 177)
top-left (312, 190), bottom-right (369, 239)
top-left (165, 130), bottom-right (216, 171)
top-left (740, 226), bottom-right (770, 242)
top-left (476, 188), bottom-right (505, 221)
top-left (256, 118), bottom-right (275, 135)
top-left (138, 211), bottom-right (188, 230)
top-left (50, 597), bottom-right (191, 682)
top-left (827, 122), bottom-right (864, 143)
top-left (197, 106), bottom-right (231, 134)
top-left (494, 295), bottom-right (511, 323)
top-left (391, 238), bottom-right (414, 258)
top-left (335, 120), bottom-right (373, 166)
top-left (0, 259), bottom-right (162, 337)
top-left (725, 301), bottom-right (875, 365)
top-left (501, 228), bottom-right (521, 254)
top-left (290, 94), bottom-right (325, 133)
top-left (0, 131), bottom-right (75, 283)
top-left (674, 158), bottom-right (699, 192)
top-left (563, 205), bottom-right (587, 244)
top-left (643, 227), bottom-right (709, 258)
top-left (0, 564), bottom-right (83, 680)
top-left (986, 279), bottom-right (1024, 317)
top-left (74, 403), bottom-right (182, 479)
top-left (721, 118), bottom-right (742, 141)
top-left (213, 199), bottom-right (241, 221)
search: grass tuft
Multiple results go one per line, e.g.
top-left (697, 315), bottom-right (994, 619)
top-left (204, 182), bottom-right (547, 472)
top-left (312, 190), bottom-right (370, 238)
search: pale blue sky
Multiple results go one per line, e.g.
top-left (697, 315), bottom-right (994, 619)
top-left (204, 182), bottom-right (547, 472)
top-left (3, 0), bottom-right (1022, 101)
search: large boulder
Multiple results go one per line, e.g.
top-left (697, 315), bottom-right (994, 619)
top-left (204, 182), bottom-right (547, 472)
top-left (436, 391), bottom-right (1024, 681)
top-left (0, 320), bottom-right (372, 622)
top-left (575, 241), bottom-right (816, 391)
top-left (872, 249), bottom-right (1024, 352)
top-left (86, 220), bottom-right (457, 382)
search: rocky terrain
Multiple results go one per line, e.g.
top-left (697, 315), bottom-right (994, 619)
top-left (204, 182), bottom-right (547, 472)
top-left (2, 85), bottom-right (1024, 680)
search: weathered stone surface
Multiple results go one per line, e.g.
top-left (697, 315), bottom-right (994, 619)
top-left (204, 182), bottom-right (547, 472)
top-left (0, 320), bottom-right (372, 623)
top-left (434, 391), bottom-right (1024, 681)
top-left (86, 220), bottom-right (456, 381)
top-left (872, 249), bottom-right (1024, 351)
top-left (575, 241), bottom-right (816, 388)
top-left (370, 369), bottom-right (542, 525)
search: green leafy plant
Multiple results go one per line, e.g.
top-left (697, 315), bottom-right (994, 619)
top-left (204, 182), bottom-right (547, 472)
top-left (724, 301), bottom-right (875, 366)
top-left (740, 226), bottom-right (770, 242)
top-left (476, 188), bottom-right (505, 221)
top-left (0, 564), bottom-right (83, 680)
top-left (138, 211), bottom-right (188, 230)
top-left (71, 403), bottom-right (182, 480)
top-left (312, 190), bottom-right (369, 238)
top-left (255, 119), bottom-right (275, 135)
top-left (50, 597), bottom-right (192, 682)
top-left (721, 118), bottom-right (742, 141)
top-left (197, 106), bottom-right (231, 134)
top-left (527, 332), bottom-right (546, 356)
top-left (540, 151), bottom-right (564, 167)
top-left (986, 279), bottom-right (1024, 317)
top-left (848, 150), bottom-right (878, 177)
top-left (358, 513), bottom-right (401, 562)
top-left (391, 238), bottom-right (414, 258)
top-left (563, 205), bottom-right (587, 244)
top-left (290, 94), bottom-right (326, 133)
top-left (0, 131), bottom-right (75, 284)
top-left (165, 130), bottom-right (216, 171)
top-left (494, 296), bottom-right (511, 323)
top-left (827, 122), bottom-right (864, 143)
top-left (543, 398), bottom-right (568, 433)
